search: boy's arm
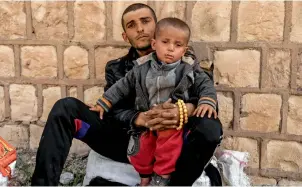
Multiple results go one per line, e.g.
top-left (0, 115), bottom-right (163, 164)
top-left (102, 62), bottom-right (141, 127)
top-left (97, 68), bottom-right (136, 112)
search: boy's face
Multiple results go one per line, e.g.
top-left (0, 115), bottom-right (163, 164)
top-left (122, 8), bottom-right (156, 51)
top-left (151, 26), bottom-right (188, 64)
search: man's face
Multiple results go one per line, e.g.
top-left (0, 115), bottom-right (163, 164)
top-left (151, 26), bottom-right (188, 64)
top-left (122, 8), bottom-right (156, 51)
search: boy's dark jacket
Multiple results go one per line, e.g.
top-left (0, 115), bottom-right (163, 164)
top-left (100, 51), bottom-right (217, 113)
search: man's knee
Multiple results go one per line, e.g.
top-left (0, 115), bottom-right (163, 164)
top-left (53, 97), bottom-right (81, 110)
top-left (51, 97), bottom-right (83, 116)
top-left (190, 116), bottom-right (223, 144)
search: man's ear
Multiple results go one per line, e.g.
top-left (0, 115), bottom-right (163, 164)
top-left (122, 32), bottom-right (129, 43)
top-left (151, 39), bottom-right (156, 50)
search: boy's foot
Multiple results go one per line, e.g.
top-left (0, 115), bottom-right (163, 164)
top-left (149, 174), bottom-right (170, 186)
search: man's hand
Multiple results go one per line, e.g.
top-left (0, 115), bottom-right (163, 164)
top-left (134, 99), bottom-right (196, 131)
top-left (88, 104), bottom-right (105, 119)
top-left (193, 104), bottom-right (217, 119)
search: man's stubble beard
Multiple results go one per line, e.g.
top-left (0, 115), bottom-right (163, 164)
top-left (136, 44), bottom-right (152, 51)
top-left (129, 38), bottom-right (152, 52)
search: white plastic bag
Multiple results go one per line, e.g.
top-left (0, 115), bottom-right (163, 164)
top-left (0, 161), bottom-right (16, 186)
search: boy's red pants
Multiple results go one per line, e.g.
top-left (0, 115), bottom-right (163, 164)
top-left (128, 129), bottom-right (183, 176)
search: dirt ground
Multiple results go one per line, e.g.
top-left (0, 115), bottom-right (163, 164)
top-left (8, 149), bottom-right (88, 186)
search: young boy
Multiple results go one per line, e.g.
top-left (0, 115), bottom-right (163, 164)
top-left (94, 18), bottom-right (217, 186)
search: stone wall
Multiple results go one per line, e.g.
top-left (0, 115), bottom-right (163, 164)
top-left (0, 1), bottom-right (302, 185)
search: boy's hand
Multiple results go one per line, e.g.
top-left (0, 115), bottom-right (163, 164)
top-left (88, 104), bottom-right (105, 119)
top-left (193, 104), bottom-right (217, 119)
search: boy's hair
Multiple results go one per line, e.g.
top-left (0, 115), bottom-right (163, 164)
top-left (155, 17), bottom-right (191, 43)
top-left (121, 3), bottom-right (157, 31)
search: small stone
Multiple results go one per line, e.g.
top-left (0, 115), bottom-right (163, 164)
top-left (60, 172), bottom-right (74, 185)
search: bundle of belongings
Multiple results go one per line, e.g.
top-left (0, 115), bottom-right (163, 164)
top-left (0, 136), bottom-right (17, 186)
top-left (83, 149), bottom-right (251, 186)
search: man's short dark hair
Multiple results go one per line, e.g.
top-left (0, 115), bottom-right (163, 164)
top-left (155, 17), bottom-right (191, 43)
top-left (121, 3), bottom-right (157, 30)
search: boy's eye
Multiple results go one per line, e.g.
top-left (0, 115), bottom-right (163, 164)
top-left (162, 41), bottom-right (168, 43)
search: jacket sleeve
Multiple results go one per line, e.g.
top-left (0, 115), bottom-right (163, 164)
top-left (100, 62), bottom-right (140, 128)
top-left (192, 63), bottom-right (217, 111)
top-left (97, 68), bottom-right (136, 112)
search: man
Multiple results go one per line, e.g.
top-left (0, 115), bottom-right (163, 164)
top-left (31, 3), bottom-right (222, 186)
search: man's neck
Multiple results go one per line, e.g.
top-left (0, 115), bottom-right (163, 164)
top-left (136, 48), bottom-right (154, 57)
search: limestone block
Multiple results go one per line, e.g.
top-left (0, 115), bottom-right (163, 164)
top-left (41, 87), bottom-right (61, 122)
top-left (95, 47), bottom-right (128, 79)
top-left (74, 1), bottom-right (105, 41)
top-left (238, 1), bottom-right (284, 42)
top-left (29, 124), bottom-right (44, 149)
top-left (0, 2), bottom-right (26, 39)
top-left (21, 46), bottom-right (57, 78)
top-left (0, 45), bottom-right (15, 77)
top-left (10, 84), bottom-right (38, 122)
top-left (240, 94), bottom-right (281, 132)
top-left (69, 87), bottom-right (77, 98)
top-left (290, 2), bottom-right (302, 43)
top-left (0, 125), bottom-right (29, 148)
top-left (31, 1), bottom-right (68, 40)
top-left (297, 52), bottom-right (302, 90)
top-left (262, 140), bottom-right (302, 172)
top-left (278, 179), bottom-right (302, 186)
top-left (249, 176), bottom-right (276, 186)
top-left (84, 86), bottom-right (103, 105)
top-left (0, 86), bottom-right (4, 121)
top-left (217, 92), bottom-right (233, 129)
top-left (155, 1), bottom-right (185, 20)
top-left (64, 46), bottom-right (89, 79)
top-left (287, 96), bottom-right (302, 135)
top-left (214, 49), bottom-right (260, 87)
top-left (191, 1), bottom-right (231, 41)
top-left (265, 49), bottom-right (290, 88)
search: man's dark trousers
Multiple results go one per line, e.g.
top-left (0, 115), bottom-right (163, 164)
top-left (31, 97), bottom-right (223, 186)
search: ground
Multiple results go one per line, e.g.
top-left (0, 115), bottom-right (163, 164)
top-left (8, 149), bottom-right (88, 186)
